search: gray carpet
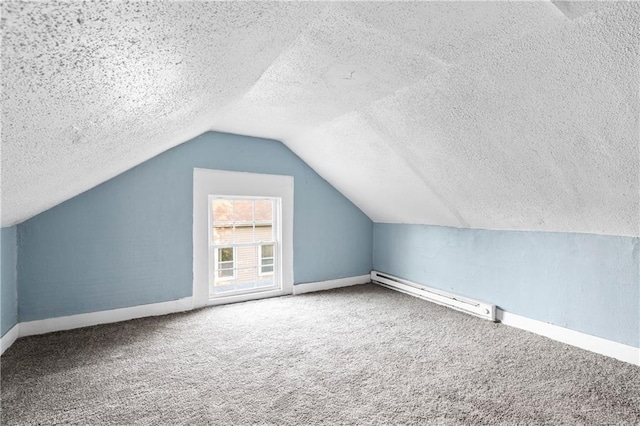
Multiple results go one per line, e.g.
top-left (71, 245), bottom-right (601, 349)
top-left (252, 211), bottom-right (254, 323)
top-left (2, 284), bottom-right (639, 425)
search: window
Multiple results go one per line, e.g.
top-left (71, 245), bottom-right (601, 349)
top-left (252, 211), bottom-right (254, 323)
top-left (193, 168), bottom-right (293, 307)
top-left (216, 247), bottom-right (236, 279)
top-left (209, 197), bottom-right (278, 296)
top-left (260, 244), bottom-right (274, 275)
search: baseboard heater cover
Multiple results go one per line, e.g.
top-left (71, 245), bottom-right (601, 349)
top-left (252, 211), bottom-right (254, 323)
top-left (371, 271), bottom-right (496, 321)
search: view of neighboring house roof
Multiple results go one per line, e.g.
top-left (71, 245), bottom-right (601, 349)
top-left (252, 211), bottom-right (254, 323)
top-left (1, 1), bottom-right (638, 236)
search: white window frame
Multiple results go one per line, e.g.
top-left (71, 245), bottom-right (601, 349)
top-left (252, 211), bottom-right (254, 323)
top-left (193, 169), bottom-right (294, 308)
top-left (208, 196), bottom-right (278, 292)
top-left (214, 246), bottom-right (237, 281)
top-left (259, 244), bottom-right (275, 276)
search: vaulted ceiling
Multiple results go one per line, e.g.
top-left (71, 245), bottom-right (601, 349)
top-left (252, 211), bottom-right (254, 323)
top-left (2, 1), bottom-right (638, 236)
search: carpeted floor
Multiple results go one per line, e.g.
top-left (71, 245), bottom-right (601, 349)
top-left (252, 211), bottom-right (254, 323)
top-left (2, 284), bottom-right (639, 425)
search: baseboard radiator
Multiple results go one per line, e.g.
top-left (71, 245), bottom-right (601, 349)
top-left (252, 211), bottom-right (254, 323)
top-left (371, 271), bottom-right (496, 321)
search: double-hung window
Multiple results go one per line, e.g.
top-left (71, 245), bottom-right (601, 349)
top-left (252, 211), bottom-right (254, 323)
top-left (193, 168), bottom-right (293, 307)
top-left (215, 247), bottom-right (236, 279)
top-left (209, 196), bottom-right (279, 296)
top-left (260, 244), bottom-right (274, 275)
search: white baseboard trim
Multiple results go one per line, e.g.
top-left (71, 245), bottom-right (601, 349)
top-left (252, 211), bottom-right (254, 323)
top-left (6, 287), bottom-right (636, 367)
top-left (18, 297), bottom-right (193, 339)
top-left (497, 310), bottom-right (640, 366)
top-left (2, 278), bottom-right (369, 354)
top-left (293, 275), bottom-right (370, 295)
top-left (2, 277), bottom-right (370, 354)
top-left (1, 324), bottom-right (20, 356)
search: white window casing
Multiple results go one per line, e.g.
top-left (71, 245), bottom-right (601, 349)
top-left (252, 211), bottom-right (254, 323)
top-left (193, 169), bottom-right (294, 308)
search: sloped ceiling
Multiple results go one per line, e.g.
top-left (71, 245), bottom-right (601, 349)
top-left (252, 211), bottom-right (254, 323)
top-left (2, 1), bottom-right (638, 237)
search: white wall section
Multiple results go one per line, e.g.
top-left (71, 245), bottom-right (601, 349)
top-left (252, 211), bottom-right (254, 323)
top-left (2, 2), bottom-right (638, 236)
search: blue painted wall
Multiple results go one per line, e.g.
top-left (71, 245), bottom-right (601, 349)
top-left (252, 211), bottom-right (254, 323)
top-left (373, 223), bottom-right (639, 347)
top-left (1, 226), bottom-right (18, 336)
top-left (17, 132), bottom-right (373, 322)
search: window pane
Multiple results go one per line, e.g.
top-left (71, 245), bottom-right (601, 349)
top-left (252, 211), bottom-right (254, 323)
top-left (233, 225), bottom-right (255, 244)
top-left (233, 200), bottom-right (254, 223)
top-left (212, 199), bottom-right (233, 223)
top-left (261, 244), bottom-right (273, 258)
top-left (258, 273), bottom-right (274, 288)
top-left (209, 196), bottom-right (278, 297)
top-left (235, 246), bottom-right (255, 269)
top-left (218, 269), bottom-right (234, 278)
top-left (255, 200), bottom-right (273, 222)
top-left (260, 244), bottom-right (274, 275)
top-left (213, 226), bottom-right (233, 244)
top-left (219, 247), bottom-right (233, 262)
top-left (254, 225), bottom-right (272, 243)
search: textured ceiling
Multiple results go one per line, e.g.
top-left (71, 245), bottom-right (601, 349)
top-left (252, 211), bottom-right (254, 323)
top-left (2, 1), bottom-right (639, 237)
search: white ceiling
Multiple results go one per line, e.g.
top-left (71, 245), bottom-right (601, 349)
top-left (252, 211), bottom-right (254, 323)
top-left (2, 1), bottom-right (638, 237)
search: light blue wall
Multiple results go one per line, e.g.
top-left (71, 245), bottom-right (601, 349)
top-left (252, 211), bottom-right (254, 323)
top-left (1, 226), bottom-right (18, 336)
top-left (373, 223), bottom-right (639, 347)
top-left (17, 132), bottom-right (373, 322)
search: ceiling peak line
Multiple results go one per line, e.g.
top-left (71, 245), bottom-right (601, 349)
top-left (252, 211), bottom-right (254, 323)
top-left (272, 3), bottom-right (585, 139)
top-left (359, 109), bottom-right (470, 229)
top-left (549, 0), bottom-right (608, 21)
top-left (207, 5), bottom-right (329, 129)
